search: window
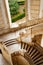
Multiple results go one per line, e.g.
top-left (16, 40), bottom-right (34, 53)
top-left (8, 0), bottom-right (26, 28)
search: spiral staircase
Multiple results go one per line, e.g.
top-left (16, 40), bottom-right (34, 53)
top-left (2, 35), bottom-right (43, 65)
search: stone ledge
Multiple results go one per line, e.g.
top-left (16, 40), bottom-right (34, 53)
top-left (0, 18), bottom-right (43, 36)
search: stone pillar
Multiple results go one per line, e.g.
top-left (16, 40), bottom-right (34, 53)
top-left (0, 0), bottom-right (11, 35)
top-left (26, 0), bottom-right (31, 21)
top-left (26, 0), bottom-right (41, 20)
top-left (30, 0), bottom-right (40, 19)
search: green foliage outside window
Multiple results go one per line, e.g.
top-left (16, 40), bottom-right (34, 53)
top-left (8, 0), bottom-right (25, 22)
top-left (8, 0), bottom-right (19, 16)
top-left (12, 13), bottom-right (25, 23)
top-left (18, 1), bottom-right (25, 5)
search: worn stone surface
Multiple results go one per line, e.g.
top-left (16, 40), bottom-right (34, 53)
top-left (0, 54), bottom-right (30, 65)
top-left (0, 54), bottom-right (10, 65)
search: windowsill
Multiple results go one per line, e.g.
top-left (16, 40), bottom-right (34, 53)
top-left (10, 23), bottom-right (19, 28)
top-left (10, 19), bottom-right (26, 28)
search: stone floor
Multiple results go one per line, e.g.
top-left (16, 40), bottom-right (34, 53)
top-left (0, 54), bottom-right (10, 65)
top-left (15, 55), bottom-right (30, 65)
top-left (0, 53), bottom-right (30, 65)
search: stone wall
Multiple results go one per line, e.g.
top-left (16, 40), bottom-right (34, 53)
top-left (0, 0), bottom-right (5, 34)
top-left (26, 0), bottom-right (43, 20)
top-left (0, 0), bottom-right (43, 36)
top-left (30, 0), bottom-right (40, 19)
top-left (0, 0), bottom-right (10, 35)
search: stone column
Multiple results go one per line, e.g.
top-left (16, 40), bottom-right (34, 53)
top-left (30, 0), bottom-right (40, 19)
top-left (26, 0), bottom-right (41, 20)
top-left (0, 0), bottom-right (11, 35)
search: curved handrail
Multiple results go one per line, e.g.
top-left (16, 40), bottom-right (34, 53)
top-left (2, 39), bottom-right (43, 65)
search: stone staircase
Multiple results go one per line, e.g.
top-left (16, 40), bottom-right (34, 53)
top-left (2, 38), bottom-right (43, 65)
